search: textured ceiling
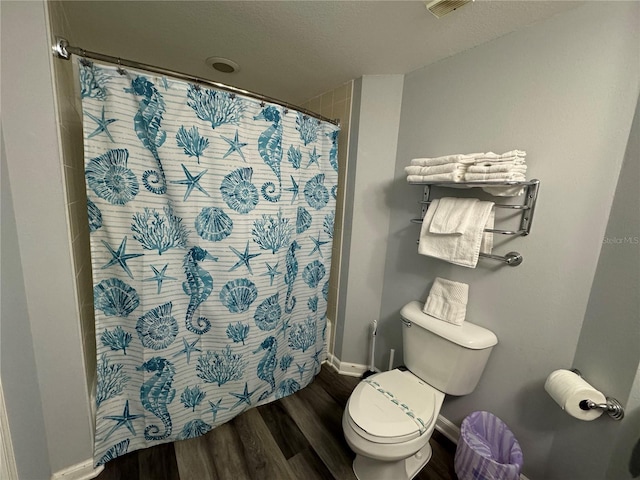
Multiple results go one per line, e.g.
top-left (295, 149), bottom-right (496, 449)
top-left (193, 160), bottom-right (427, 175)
top-left (59, 1), bottom-right (582, 105)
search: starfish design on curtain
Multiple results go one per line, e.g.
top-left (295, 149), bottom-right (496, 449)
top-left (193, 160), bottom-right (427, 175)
top-left (86, 106), bottom-right (117, 142)
top-left (102, 400), bottom-right (144, 441)
top-left (160, 77), bottom-right (174, 90)
top-left (221, 130), bottom-right (248, 162)
top-left (208, 398), bottom-right (228, 423)
top-left (260, 262), bottom-right (281, 286)
top-left (170, 164), bottom-right (210, 201)
top-left (309, 232), bottom-right (329, 257)
top-left (101, 236), bottom-right (143, 278)
top-left (229, 241), bottom-right (261, 274)
top-left (279, 317), bottom-right (291, 336)
top-left (229, 383), bottom-right (257, 410)
top-left (285, 175), bottom-right (299, 204)
top-left (306, 146), bottom-right (321, 168)
top-left (296, 362), bottom-right (310, 381)
top-left (173, 337), bottom-right (202, 364)
top-left (143, 264), bottom-right (176, 294)
top-left (312, 349), bottom-right (323, 368)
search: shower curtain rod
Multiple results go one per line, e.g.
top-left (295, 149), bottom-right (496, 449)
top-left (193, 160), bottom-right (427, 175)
top-left (52, 37), bottom-right (340, 126)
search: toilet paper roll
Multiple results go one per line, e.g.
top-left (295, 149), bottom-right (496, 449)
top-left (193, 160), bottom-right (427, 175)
top-left (544, 369), bottom-right (606, 421)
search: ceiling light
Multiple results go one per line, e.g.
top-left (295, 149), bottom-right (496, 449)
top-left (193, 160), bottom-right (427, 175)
top-left (206, 56), bottom-right (240, 74)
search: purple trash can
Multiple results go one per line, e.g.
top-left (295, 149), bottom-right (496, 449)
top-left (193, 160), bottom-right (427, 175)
top-left (454, 411), bottom-right (523, 480)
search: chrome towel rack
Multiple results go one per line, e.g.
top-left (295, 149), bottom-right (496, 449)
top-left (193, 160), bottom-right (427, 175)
top-left (411, 179), bottom-right (540, 267)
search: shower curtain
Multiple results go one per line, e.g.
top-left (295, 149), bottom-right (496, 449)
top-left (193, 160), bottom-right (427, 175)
top-left (78, 60), bottom-right (339, 465)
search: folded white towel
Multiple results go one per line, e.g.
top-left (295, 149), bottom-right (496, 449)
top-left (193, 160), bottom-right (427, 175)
top-left (465, 172), bottom-right (526, 182)
top-left (467, 164), bottom-right (527, 174)
top-left (423, 277), bottom-right (469, 326)
top-left (418, 198), bottom-right (495, 268)
top-left (410, 154), bottom-right (479, 167)
top-left (429, 197), bottom-right (477, 235)
top-left (472, 150), bottom-right (526, 162)
top-left (407, 172), bottom-right (464, 183)
top-left (405, 163), bottom-right (466, 176)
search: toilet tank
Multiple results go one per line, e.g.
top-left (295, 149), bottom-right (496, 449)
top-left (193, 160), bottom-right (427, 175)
top-left (400, 301), bottom-right (498, 396)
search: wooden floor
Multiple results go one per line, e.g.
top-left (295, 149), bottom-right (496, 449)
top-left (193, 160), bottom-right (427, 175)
top-left (96, 365), bottom-right (457, 480)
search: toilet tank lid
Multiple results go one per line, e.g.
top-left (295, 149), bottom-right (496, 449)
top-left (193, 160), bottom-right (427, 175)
top-left (401, 301), bottom-right (498, 350)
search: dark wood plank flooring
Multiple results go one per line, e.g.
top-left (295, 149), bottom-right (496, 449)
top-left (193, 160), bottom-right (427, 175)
top-left (96, 365), bottom-right (456, 480)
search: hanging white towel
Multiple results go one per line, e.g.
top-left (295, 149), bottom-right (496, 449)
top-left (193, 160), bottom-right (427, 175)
top-left (480, 208), bottom-right (495, 254)
top-left (423, 277), bottom-right (469, 326)
top-left (418, 198), bottom-right (495, 268)
top-left (429, 197), bottom-right (478, 235)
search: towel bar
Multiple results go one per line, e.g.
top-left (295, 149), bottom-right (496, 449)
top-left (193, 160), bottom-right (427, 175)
top-left (480, 251), bottom-right (523, 266)
top-left (409, 179), bottom-right (540, 267)
top-left (414, 239), bottom-right (523, 266)
top-left (409, 218), bottom-right (525, 236)
top-left (420, 200), bottom-right (530, 210)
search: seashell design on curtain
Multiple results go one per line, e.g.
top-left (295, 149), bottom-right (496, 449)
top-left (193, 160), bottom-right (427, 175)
top-left (78, 61), bottom-right (339, 466)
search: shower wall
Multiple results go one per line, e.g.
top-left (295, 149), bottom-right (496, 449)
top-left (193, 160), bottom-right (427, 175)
top-left (2, 0), bottom-right (94, 474)
top-left (302, 83), bottom-right (353, 356)
top-left (47, 0), bottom-right (97, 404)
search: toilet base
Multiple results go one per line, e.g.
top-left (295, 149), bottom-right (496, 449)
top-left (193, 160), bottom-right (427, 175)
top-left (352, 442), bottom-right (433, 480)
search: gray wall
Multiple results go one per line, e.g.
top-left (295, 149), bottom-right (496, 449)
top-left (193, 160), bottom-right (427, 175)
top-left (335, 75), bottom-right (404, 368)
top-left (1, 129), bottom-right (52, 480)
top-left (350, 3), bottom-right (638, 478)
top-left (548, 94), bottom-right (640, 479)
top-left (1, 0), bottom-right (94, 474)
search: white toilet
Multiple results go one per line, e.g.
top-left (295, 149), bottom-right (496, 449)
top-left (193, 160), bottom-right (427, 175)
top-left (342, 301), bottom-right (498, 480)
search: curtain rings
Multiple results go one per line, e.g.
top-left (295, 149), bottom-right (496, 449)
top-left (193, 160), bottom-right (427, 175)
top-left (116, 58), bottom-right (126, 76)
top-left (79, 48), bottom-right (91, 67)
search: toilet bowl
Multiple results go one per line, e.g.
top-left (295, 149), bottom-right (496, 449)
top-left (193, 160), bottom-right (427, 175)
top-left (342, 301), bottom-right (498, 480)
top-left (342, 369), bottom-right (444, 480)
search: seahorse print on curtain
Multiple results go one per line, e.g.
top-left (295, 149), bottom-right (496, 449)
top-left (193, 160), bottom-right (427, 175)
top-left (255, 106), bottom-right (283, 202)
top-left (125, 76), bottom-right (168, 195)
top-left (79, 60), bottom-right (339, 466)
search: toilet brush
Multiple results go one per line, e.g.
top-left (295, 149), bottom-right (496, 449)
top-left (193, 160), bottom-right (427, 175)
top-left (362, 319), bottom-right (377, 379)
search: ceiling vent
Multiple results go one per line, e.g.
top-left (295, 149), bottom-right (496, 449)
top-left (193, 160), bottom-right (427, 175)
top-left (425, 0), bottom-right (473, 18)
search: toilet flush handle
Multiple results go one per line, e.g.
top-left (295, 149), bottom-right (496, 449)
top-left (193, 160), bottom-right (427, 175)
top-left (401, 318), bottom-right (412, 328)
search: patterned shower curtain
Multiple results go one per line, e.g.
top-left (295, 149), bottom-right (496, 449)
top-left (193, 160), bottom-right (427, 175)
top-left (78, 60), bottom-right (339, 465)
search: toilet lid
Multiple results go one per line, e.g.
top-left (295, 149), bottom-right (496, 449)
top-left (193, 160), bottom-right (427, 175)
top-left (348, 370), bottom-right (437, 443)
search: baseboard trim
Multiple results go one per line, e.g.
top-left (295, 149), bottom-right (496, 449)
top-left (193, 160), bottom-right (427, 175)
top-left (435, 414), bottom-right (460, 444)
top-left (325, 358), bottom-right (379, 378)
top-left (51, 459), bottom-right (103, 480)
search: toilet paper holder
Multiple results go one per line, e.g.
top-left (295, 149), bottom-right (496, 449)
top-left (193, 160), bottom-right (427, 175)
top-left (571, 369), bottom-right (625, 421)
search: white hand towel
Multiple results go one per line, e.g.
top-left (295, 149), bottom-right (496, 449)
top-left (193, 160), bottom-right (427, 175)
top-left (418, 198), bottom-right (495, 268)
top-left (429, 197), bottom-right (478, 235)
top-left (423, 277), bottom-right (469, 326)
top-left (410, 154), bottom-right (479, 167)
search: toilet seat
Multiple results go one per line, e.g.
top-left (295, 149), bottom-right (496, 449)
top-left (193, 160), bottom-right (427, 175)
top-left (347, 370), bottom-right (439, 445)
